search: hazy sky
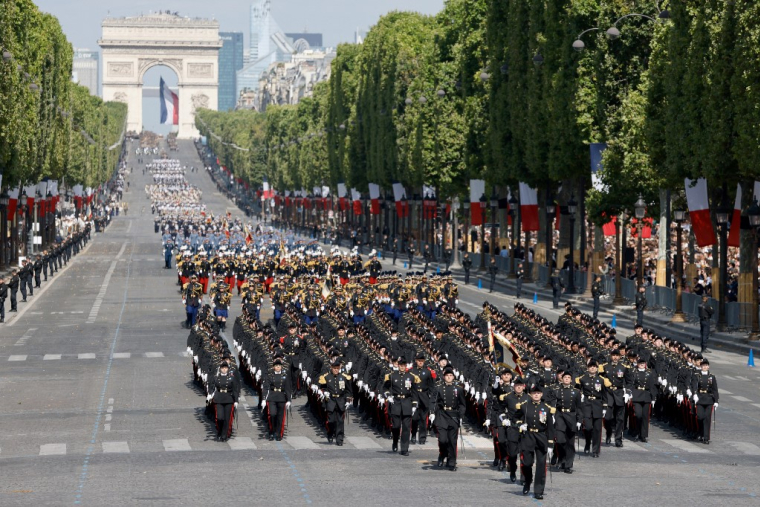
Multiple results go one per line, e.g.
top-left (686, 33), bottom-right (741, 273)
top-left (35, 0), bottom-right (446, 51)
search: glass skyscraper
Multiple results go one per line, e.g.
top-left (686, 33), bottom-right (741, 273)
top-left (218, 32), bottom-right (244, 111)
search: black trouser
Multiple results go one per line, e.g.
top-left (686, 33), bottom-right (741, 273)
top-left (35, 273), bottom-right (41, 288)
top-left (20, 281), bottom-right (27, 300)
top-left (392, 253), bottom-right (397, 265)
top-left (214, 402), bottom-right (234, 438)
top-left (636, 309), bottom-right (644, 326)
top-left (464, 269), bottom-right (470, 285)
top-left (582, 410), bottom-right (603, 454)
top-left (489, 274), bottom-right (496, 292)
top-left (424, 260), bottom-right (429, 273)
top-left (391, 412), bottom-right (412, 452)
top-left (507, 436), bottom-right (520, 474)
top-left (267, 400), bottom-right (287, 438)
top-left (553, 290), bottom-right (560, 308)
top-left (492, 426), bottom-right (508, 463)
top-left (516, 279), bottom-right (522, 298)
top-left (408, 256), bottom-right (413, 269)
top-left (633, 402), bottom-right (651, 439)
top-left (593, 297), bottom-right (600, 319)
top-left (10, 290), bottom-right (17, 310)
top-left (437, 424), bottom-right (458, 466)
top-left (43, 263), bottom-right (48, 280)
top-left (700, 321), bottom-right (710, 350)
top-left (606, 402), bottom-right (626, 444)
top-left (0, 298), bottom-right (5, 320)
top-left (411, 404), bottom-right (429, 443)
top-left (326, 407), bottom-right (346, 444)
top-left (521, 435), bottom-right (549, 496)
top-left (26, 277), bottom-right (33, 295)
top-left (555, 419), bottom-right (577, 469)
top-left (696, 404), bottom-right (713, 441)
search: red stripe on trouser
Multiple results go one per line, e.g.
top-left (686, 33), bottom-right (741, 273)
top-left (228, 406), bottom-right (235, 437)
top-left (214, 403), bottom-right (218, 434)
top-left (266, 402), bottom-right (272, 431)
top-left (280, 408), bottom-right (287, 438)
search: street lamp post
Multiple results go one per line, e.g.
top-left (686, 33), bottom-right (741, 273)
top-left (634, 194), bottom-right (646, 288)
top-left (545, 199), bottom-right (556, 286)
top-left (452, 198), bottom-right (460, 267)
top-left (479, 193), bottom-right (487, 271)
top-left (747, 198), bottom-right (760, 340)
top-left (490, 188), bottom-right (498, 266)
top-left (671, 207), bottom-right (687, 323)
top-left (463, 200), bottom-right (470, 254)
top-left (0, 192), bottom-right (7, 269)
top-left (567, 196), bottom-right (578, 294)
top-left (716, 201), bottom-right (730, 331)
top-left (508, 194), bottom-right (518, 276)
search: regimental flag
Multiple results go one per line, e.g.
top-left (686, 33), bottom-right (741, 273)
top-left (518, 182), bottom-right (539, 232)
top-left (728, 183), bottom-right (742, 248)
top-left (368, 183), bottom-right (381, 215)
top-left (685, 178), bottom-right (715, 247)
top-left (392, 182), bottom-right (408, 218)
top-left (159, 77), bottom-right (179, 125)
top-left (470, 179), bottom-right (485, 226)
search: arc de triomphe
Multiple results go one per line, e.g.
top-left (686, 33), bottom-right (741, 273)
top-left (99, 13), bottom-right (221, 138)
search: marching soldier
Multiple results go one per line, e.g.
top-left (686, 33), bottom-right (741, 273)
top-left (213, 284), bottom-right (231, 331)
top-left (383, 356), bottom-right (421, 455)
top-left (410, 352), bottom-right (436, 445)
top-left (430, 366), bottom-right (466, 470)
top-left (263, 358), bottom-right (292, 441)
top-left (602, 349), bottom-right (631, 447)
top-left (634, 285), bottom-right (647, 327)
top-left (518, 384), bottom-right (555, 500)
top-left (691, 358), bottom-right (719, 444)
top-left (553, 371), bottom-right (582, 473)
top-left (502, 376), bottom-right (528, 482)
top-left (591, 274), bottom-right (604, 319)
top-left (577, 361), bottom-right (610, 457)
top-left (487, 367), bottom-right (513, 470)
top-left (318, 359), bottom-right (353, 445)
top-left (631, 357), bottom-right (657, 442)
top-left (698, 296), bottom-right (714, 353)
top-left (182, 274), bottom-right (204, 329)
top-left (207, 361), bottom-right (240, 441)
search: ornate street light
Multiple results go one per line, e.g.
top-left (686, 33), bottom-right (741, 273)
top-left (747, 198), bottom-right (760, 340)
top-left (671, 207), bottom-right (687, 322)
top-left (634, 194), bottom-right (646, 287)
top-left (567, 196), bottom-right (578, 294)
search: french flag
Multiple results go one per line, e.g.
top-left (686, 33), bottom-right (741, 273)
top-left (518, 182), bottom-right (539, 232)
top-left (470, 179), bottom-right (485, 226)
top-left (159, 77), bottom-right (179, 125)
top-left (8, 186), bottom-right (19, 220)
top-left (728, 183), bottom-right (741, 248)
top-left (393, 183), bottom-right (408, 218)
top-left (338, 183), bottom-right (348, 211)
top-left (368, 183), bottom-right (380, 215)
top-left (351, 188), bottom-right (362, 215)
top-left (685, 178), bottom-right (715, 247)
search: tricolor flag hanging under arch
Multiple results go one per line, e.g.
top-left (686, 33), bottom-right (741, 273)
top-left (159, 77), bottom-right (179, 125)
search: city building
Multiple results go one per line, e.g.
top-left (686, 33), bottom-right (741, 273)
top-left (72, 48), bottom-right (99, 96)
top-left (285, 32), bottom-right (323, 50)
top-left (256, 48), bottom-right (335, 111)
top-left (218, 32), bottom-right (244, 111)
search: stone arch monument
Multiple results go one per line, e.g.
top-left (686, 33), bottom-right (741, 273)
top-left (99, 12), bottom-right (221, 138)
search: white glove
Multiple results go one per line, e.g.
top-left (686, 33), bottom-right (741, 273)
top-left (369, 391), bottom-right (375, 400)
top-left (547, 448), bottom-right (553, 459)
top-left (714, 403), bottom-right (718, 409)
top-left (346, 362), bottom-right (352, 372)
top-left (429, 414), bottom-right (435, 424)
top-left (311, 384), bottom-right (319, 393)
top-left (412, 407), bottom-right (417, 416)
top-left (464, 381), bottom-right (470, 391)
top-left (581, 394), bottom-right (585, 403)
top-left (484, 419), bottom-right (491, 427)
top-left (353, 374), bottom-right (358, 380)
top-left (345, 402), bottom-right (351, 410)
top-left (493, 379), bottom-right (501, 389)
top-left (459, 374), bottom-right (465, 382)
top-left (686, 389), bottom-right (692, 397)
top-left (693, 394), bottom-right (699, 403)
top-left (182, 299), bottom-right (186, 305)
top-left (301, 371), bottom-right (307, 380)
top-left (234, 402), bottom-right (238, 408)
top-left (676, 394), bottom-right (683, 404)
top-left (577, 422), bottom-right (581, 430)
top-left (350, 310), bottom-right (354, 317)
top-left (602, 410), bottom-right (606, 418)
top-left (186, 346), bottom-right (192, 353)
top-left (662, 379), bottom-right (668, 387)
top-left (481, 392), bottom-right (487, 401)
top-left (299, 363), bottom-right (303, 370)
top-left (503, 419), bottom-right (511, 427)
top-left (519, 424), bottom-right (528, 432)
top-left (658, 376), bottom-right (662, 384)
top-left (256, 371), bottom-right (261, 380)
top-left (475, 392), bottom-right (481, 402)
top-left (206, 394), bottom-right (213, 402)
top-left (379, 398), bottom-right (385, 407)
top-left (624, 394), bottom-right (631, 403)
top-left (364, 385), bottom-right (371, 393)
top-left (651, 401), bottom-right (656, 407)
top-left (387, 396), bottom-right (395, 404)
top-left (470, 387), bottom-right (476, 397)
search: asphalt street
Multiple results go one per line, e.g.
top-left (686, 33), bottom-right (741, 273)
top-left (0, 139), bottom-right (758, 506)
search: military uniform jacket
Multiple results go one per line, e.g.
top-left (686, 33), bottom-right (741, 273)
top-left (383, 370), bottom-right (421, 416)
top-left (631, 368), bottom-right (658, 403)
top-left (591, 281), bottom-right (603, 297)
top-left (550, 275), bottom-right (563, 293)
top-left (553, 385), bottom-right (582, 428)
top-left (502, 391), bottom-right (529, 442)
top-left (691, 372), bottom-right (719, 405)
top-left (517, 400), bottom-right (556, 450)
top-left (602, 361), bottom-right (631, 407)
top-left (318, 371), bottom-right (353, 412)
top-left (432, 382), bottom-right (466, 429)
top-left (411, 365), bottom-right (436, 409)
top-left (211, 371), bottom-right (240, 404)
top-left (577, 373), bottom-right (610, 417)
top-left (635, 293), bottom-right (647, 310)
top-left (264, 370), bottom-right (292, 403)
top-left (183, 282), bottom-right (203, 307)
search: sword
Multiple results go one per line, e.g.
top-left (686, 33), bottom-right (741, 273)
top-left (459, 420), bottom-right (466, 460)
top-left (712, 404), bottom-right (716, 436)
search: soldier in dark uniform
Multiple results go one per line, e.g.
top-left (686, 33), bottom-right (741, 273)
top-left (553, 371), bottom-right (582, 473)
top-left (515, 261), bottom-right (524, 299)
top-left (33, 254), bottom-right (43, 288)
top-left (8, 269), bottom-right (19, 311)
top-left (577, 361), bottom-right (610, 457)
top-left (407, 241), bottom-right (416, 270)
top-left (430, 366), bottom-right (466, 470)
top-left (410, 352), bottom-right (436, 445)
top-left (502, 376), bottom-right (528, 482)
top-left (698, 296), bottom-right (714, 353)
top-left (422, 244), bottom-right (432, 273)
top-left (462, 253), bottom-right (472, 285)
top-left (392, 238), bottom-right (399, 266)
top-left (518, 384), bottom-right (555, 500)
top-left (550, 269), bottom-right (563, 309)
top-left (182, 275), bottom-right (204, 329)
top-left (19, 260), bottom-right (29, 301)
top-left (691, 358), bottom-right (718, 444)
top-left (634, 285), bottom-right (647, 327)
top-left (303, 285), bottom-right (321, 326)
top-left (602, 349), bottom-right (631, 447)
top-left (488, 257), bottom-right (498, 293)
top-left (591, 274), bottom-right (604, 319)
top-left (630, 357), bottom-right (657, 442)
top-left (208, 361), bottom-right (240, 441)
top-left (383, 356), bottom-right (421, 455)
top-left (213, 285), bottom-right (231, 331)
top-left (318, 359), bottom-right (353, 445)
top-left (444, 246), bottom-right (452, 270)
top-left (487, 367), bottom-right (513, 470)
top-left (264, 358), bottom-right (292, 441)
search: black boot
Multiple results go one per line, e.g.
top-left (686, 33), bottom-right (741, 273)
top-left (498, 460), bottom-right (506, 471)
top-left (523, 483), bottom-right (531, 496)
top-left (437, 455), bottom-right (445, 467)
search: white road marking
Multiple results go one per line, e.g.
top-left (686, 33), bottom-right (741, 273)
top-left (721, 390), bottom-right (733, 395)
top-left (106, 406), bottom-right (113, 413)
top-left (8, 355), bottom-right (27, 361)
top-left (227, 437), bottom-right (257, 450)
top-left (722, 375), bottom-right (738, 381)
top-left (102, 441), bottom-right (130, 453)
top-left (660, 439), bottom-right (712, 454)
top-left (163, 439), bottom-right (191, 451)
top-left (108, 398), bottom-right (114, 404)
top-left (286, 436), bottom-right (320, 450)
top-left (145, 352), bottom-right (164, 358)
top-left (39, 443), bottom-right (66, 456)
top-left (112, 353), bottom-right (131, 359)
top-left (78, 353), bottom-right (96, 359)
top-left (735, 376), bottom-right (750, 381)
top-left (86, 243), bottom-right (126, 324)
top-left (620, 442), bottom-right (648, 452)
top-left (731, 396), bottom-right (753, 402)
top-left (43, 354), bottom-right (62, 360)
top-left (726, 441), bottom-right (760, 455)
top-left (105, 414), bottom-right (112, 422)
top-left (104, 424), bottom-right (111, 432)
top-left (346, 436), bottom-right (382, 449)
top-left (14, 328), bottom-right (37, 346)
top-left (752, 404), bottom-right (760, 409)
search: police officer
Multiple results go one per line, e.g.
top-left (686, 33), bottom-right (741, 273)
top-left (698, 296), bottom-right (714, 353)
top-left (423, 244), bottom-right (432, 273)
top-left (430, 366), bottom-right (465, 470)
top-left (515, 261), bottom-right (524, 299)
top-left (263, 358), bottom-right (292, 441)
top-left (550, 269), bottom-right (563, 309)
top-left (33, 254), bottom-right (43, 288)
top-left (518, 384), bottom-right (555, 500)
top-left (488, 257), bottom-right (498, 293)
top-left (462, 253), bottom-right (472, 285)
top-left (0, 276), bottom-right (7, 323)
top-left (591, 274), bottom-right (604, 319)
top-left (553, 371), bottom-right (581, 473)
top-left (691, 358), bottom-right (719, 444)
top-left (634, 285), bottom-right (647, 327)
top-left (383, 356), bottom-right (421, 455)
top-left (318, 359), bottom-right (353, 445)
top-left (208, 361), bottom-right (240, 441)
top-left (8, 269), bottom-right (19, 312)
